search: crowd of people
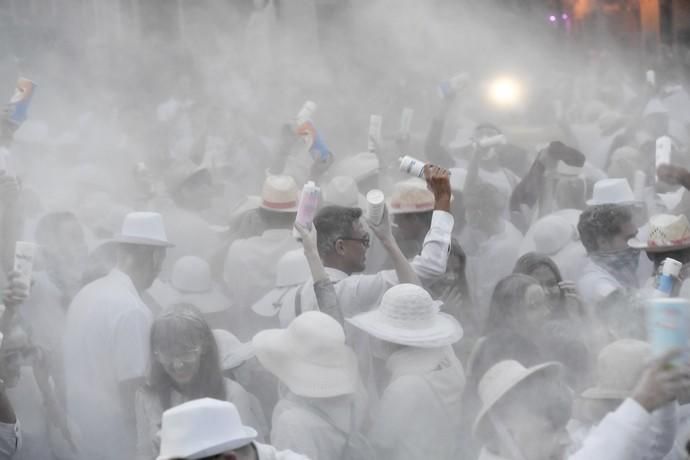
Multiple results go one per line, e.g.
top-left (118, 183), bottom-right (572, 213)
top-left (4, 2), bottom-right (690, 459)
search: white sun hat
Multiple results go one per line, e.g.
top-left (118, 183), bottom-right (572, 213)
top-left (347, 284), bottom-right (463, 348)
top-left (586, 178), bottom-right (638, 206)
top-left (581, 339), bottom-right (651, 400)
top-left (252, 311), bottom-right (358, 398)
top-left (628, 214), bottom-right (690, 252)
top-left (322, 176), bottom-right (367, 209)
top-left (259, 175), bottom-right (299, 213)
top-left (213, 329), bottom-right (255, 371)
top-left (251, 249), bottom-right (310, 318)
top-left (532, 215), bottom-right (575, 256)
top-left (114, 212), bottom-right (174, 247)
top-left (329, 152), bottom-right (380, 182)
top-left (171, 256), bottom-right (228, 314)
top-left (473, 360), bottom-right (562, 438)
top-left (157, 398), bottom-right (257, 460)
top-left (388, 179), bottom-right (435, 215)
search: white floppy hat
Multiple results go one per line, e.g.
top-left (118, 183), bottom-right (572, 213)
top-left (322, 176), bottom-right (367, 209)
top-left (586, 178), bottom-right (638, 206)
top-left (114, 212), bottom-right (174, 247)
top-left (251, 249), bottom-right (310, 317)
top-left (347, 284), bottom-right (463, 348)
top-left (157, 398), bottom-right (257, 460)
top-left (388, 179), bottom-right (435, 215)
top-left (171, 256), bottom-right (228, 314)
top-left (473, 360), bottom-right (562, 438)
top-left (259, 175), bottom-right (299, 212)
top-left (213, 329), bottom-right (255, 371)
top-left (628, 214), bottom-right (690, 252)
top-left (581, 339), bottom-right (651, 400)
top-left (329, 152), bottom-right (380, 182)
top-left (253, 311), bottom-right (358, 398)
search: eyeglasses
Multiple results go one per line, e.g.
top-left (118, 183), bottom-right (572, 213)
top-left (339, 235), bottom-right (371, 249)
top-left (154, 347), bottom-right (202, 365)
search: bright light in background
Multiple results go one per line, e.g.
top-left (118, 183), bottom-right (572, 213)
top-left (562, 13), bottom-right (569, 20)
top-left (549, 15), bottom-right (557, 22)
top-left (487, 76), bottom-right (523, 109)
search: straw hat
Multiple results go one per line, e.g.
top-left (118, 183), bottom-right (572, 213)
top-left (347, 284), bottom-right (463, 348)
top-left (388, 179), bottom-right (435, 215)
top-left (581, 339), bottom-right (651, 400)
top-left (171, 256), bottom-right (228, 314)
top-left (114, 212), bottom-right (174, 247)
top-left (251, 249), bottom-right (310, 317)
top-left (329, 152), bottom-right (380, 182)
top-left (473, 360), bottom-right (562, 437)
top-left (586, 178), bottom-right (637, 206)
top-left (259, 175), bottom-right (299, 212)
top-left (252, 311), bottom-right (358, 398)
top-left (213, 329), bottom-right (255, 371)
top-left (628, 214), bottom-right (690, 252)
top-left (157, 398), bottom-right (257, 460)
top-left (322, 176), bottom-right (367, 209)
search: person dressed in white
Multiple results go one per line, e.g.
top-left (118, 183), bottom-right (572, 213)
top-left (348, 283), bottom-right (465, 460)
top-left (252, 311), bottom-right (367, 460)
top-left (156, 398), bottom-right (309, 460)
top-left (63, 212), bottom-right (172, 459)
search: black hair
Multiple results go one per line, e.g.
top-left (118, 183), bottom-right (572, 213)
top-left (314, 206), bottom-right (363, 258)
top-left (578, 204), bottom-right (633, 254)
top-left (484, 274), bottom-right (542, 335)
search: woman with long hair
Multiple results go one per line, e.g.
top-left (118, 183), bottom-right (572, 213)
top-left (135, 303), bottom-right (267, 460)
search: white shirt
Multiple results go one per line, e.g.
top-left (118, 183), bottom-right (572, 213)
top-left (369, 346), bottom-right (465, 460)
top-left (254, 442), bottom-right (311, 460)
top-left (224, 229), bottom-right (300, 311)
top-left (0, 421), bottom-right (20, 460)
top-left (577, 259), bottom-right (623, 306)
top-left (63, 269), bottom-right (153, 459)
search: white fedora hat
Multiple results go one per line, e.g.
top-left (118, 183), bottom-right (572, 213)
top-left (329, 152), bottom-right (380, 182)
top-left (251, 249), bottom-right (310, 317)
top-left (388, 179), bottom-right (435, 215)
top-left (259, 175), bottom-right (299, 213)
top-left (347, 284), bottom-right (463, 348)
top-left (114, 212), bottom-right (174, 247)
top-left (581, 339), bottom-right (651, 400)
top-left (157, 398), bottom-right (257, 460)
top-left (628, 214), bottom-right (690, 252)
top-left (586, 178), bottom-right (638, 206)
top-left (213, 329), bottom-right (255, 371)
top-left (253, 311), bottom-right (358, 398)
top-left (322, 176), bottom-right (367, 209)
top-left (171, 256), bottom-right (228, 314)
top-left (473, 360), bottom-right (562, 438)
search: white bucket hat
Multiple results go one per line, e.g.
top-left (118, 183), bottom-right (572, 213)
top-left (171, 256), bottom-right (228, 314)
top-left (628, 214), bottom-right (690, 252)
top-left (329, 152), bottom-right (380, 182)
top-left (347, 284), bottom-right (463, 348)
top-left (213, 329), bottom-right (255, 371)
top-left (259, 175), bottom-right (299, 213)
top-left (322, 176), bottom-right (367, 208)
top-left (114, 212), bottom-right (174, 247)
top-left (157, 398), bottom-right (257, 460)
top-left (473, 360), bottom-right (562, 437)
top-left (253, 311), bottom-right (358, 398)
top-left (251, 249), bottom-right (310, 317)
top-left (581, 339), bottom-right (651, 400)
top-left (586, 178), bottom-right (639, 206)
top-left (388, 179), bottom-right (435, 215)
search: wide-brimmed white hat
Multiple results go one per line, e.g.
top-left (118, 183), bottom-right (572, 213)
top-left (581, 339), bottom-right (651, 400)
top-left (473, 360), bottom-right (562, 437)
top-left (329, 152), bottom-right (380, 182)
top-left (213, 329), bottom-right (255, 371)
top-left (388, 179), bottom-right (435, 215)
top-left (171, 256), bottom-right (228, 314)
top-left (347, 284), bottom-right (463, 348)
top-left (322, 176), bottom-right (367, 209)
top-left (253, 311), bottom-right (358, 398)
top-left (259, 175), bottom-right (299, 212)
top-left (114, 212), bottom-right (174, 247)
top-left (157, 398), bottom-right (257, 460)
top-left (628, 214), bottom-right (690, 252)
top-left (586, 178), bottom-right (638, 206)
top-left (251, 249), bottom-right (310, 317)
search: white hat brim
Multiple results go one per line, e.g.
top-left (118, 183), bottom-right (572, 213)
top-left (177, 285), bottom-right (229, 314)
top-left (258, 204), bottom-right (299, 213)
top-left (580, 387), bottom-right (628, 400)
top-left (157, 427), bottom-right (258, 460)
top-left (114, 235), bottom-right (175, 248)
top-left (346, 310), bottom-right (463, 348)
top-left (251, 287), bottom-right (294, 317)
top-left (252, 329), bottom-right (358, 398)
top-left (627, 237), bottom-right (690, 252)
